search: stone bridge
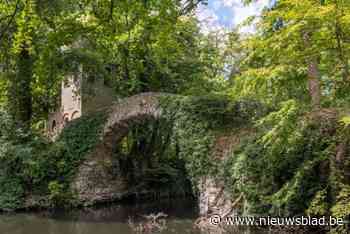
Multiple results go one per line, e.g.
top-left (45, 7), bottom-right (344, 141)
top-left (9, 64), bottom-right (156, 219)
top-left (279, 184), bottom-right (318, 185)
top-left (71, 92), bottom-right (235, 216)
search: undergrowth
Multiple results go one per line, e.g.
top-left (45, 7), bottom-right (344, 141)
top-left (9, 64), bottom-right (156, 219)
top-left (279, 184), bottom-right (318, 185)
top-left (0, 110), bottom-right (107, 210)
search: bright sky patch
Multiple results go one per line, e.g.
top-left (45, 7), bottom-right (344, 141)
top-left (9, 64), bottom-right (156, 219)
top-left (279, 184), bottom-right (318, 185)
top-left (196, 0), bottom-right (274, 33)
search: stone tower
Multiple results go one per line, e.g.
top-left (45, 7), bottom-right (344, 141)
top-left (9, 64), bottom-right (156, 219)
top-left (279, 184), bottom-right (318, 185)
top-left (48, 72), bottom-right (82, 139)
top-left (47, 70), bottom-right (115, 139)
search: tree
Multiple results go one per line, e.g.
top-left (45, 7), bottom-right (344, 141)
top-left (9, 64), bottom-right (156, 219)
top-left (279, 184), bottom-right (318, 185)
top-left (1, 0), bottom-right (211, 127)
top-left (1, 0), bottom-right (39, 128)
top-left (231, 0), bottom-right (350, 108)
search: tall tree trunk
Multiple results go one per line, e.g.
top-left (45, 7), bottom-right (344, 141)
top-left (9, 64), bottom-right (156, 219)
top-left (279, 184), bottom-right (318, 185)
top-left (335, 19), bottom-right (349, 82)
top-left (303, 32), bottom-right (321, 109)
top-left (307, 60), bottom-right (321, 109)
top-left (9, 48), bottom-right (33, 128)
top-left (335, 0), bottom-right (349, 83)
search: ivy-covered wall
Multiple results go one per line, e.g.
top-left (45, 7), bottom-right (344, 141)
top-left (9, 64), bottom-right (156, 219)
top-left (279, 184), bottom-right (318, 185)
top-left (0, 110), bottom-right (107, 210)
top-left (226, 103), bottom-right (350, 233)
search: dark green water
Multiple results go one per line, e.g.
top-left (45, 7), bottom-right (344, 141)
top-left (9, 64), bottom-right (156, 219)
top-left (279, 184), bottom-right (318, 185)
top-left (0, 199), bottom-right (266, 234)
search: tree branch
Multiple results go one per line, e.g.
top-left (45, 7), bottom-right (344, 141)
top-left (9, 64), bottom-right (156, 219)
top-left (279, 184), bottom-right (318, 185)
top-left (109, 0), bottom-right (114, 21)
top-left (0, 0), bottom-right (21, 43)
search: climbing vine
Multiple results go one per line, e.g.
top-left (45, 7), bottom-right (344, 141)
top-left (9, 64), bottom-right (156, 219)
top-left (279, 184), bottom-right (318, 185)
top-left (0, 110), bottom-right (107, 210)
top-left (160, 95), bottom-right (265, 185)
top-left (228, 105), bottom-right (350, 231)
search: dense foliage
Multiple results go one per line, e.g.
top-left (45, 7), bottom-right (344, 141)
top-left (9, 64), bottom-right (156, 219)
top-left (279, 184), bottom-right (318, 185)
top-left (223, 1), bottom-right (350, 232)
top-left (0, 0), bottom-right (215, 126)
top-left (0, 110), bottom-right (107, 209)
top-left (0, 0), bottom-right (350, 232)
top-left (160, 95), bottom-right (266, 182)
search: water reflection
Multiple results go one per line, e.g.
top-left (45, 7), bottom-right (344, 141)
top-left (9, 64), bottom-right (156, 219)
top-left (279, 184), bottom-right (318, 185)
top-left (0, 199), bottom-right (266, 234)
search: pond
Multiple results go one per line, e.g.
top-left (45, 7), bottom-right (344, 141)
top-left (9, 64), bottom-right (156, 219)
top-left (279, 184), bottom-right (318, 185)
top-left (0, 199), bottom-right (267, 234)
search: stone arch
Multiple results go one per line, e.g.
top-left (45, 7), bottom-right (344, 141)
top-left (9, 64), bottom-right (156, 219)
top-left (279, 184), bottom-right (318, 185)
top-left (101, 92), bottom-right (163, 151)
top-left (71, 92), bottom-right (165, 204)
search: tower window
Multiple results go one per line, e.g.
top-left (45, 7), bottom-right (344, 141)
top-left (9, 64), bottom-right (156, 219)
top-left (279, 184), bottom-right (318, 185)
top-left (52, 120), bottom-right (57, 131)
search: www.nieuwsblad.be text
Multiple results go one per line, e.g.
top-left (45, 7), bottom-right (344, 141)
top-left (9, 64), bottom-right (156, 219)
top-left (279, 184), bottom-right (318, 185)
top-left (209, 215), bottom-right (346, 227)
